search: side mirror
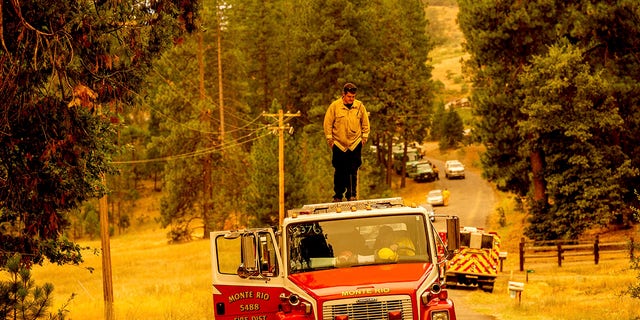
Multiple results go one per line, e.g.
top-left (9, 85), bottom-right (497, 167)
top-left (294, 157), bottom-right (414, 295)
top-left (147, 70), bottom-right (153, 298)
top-left (238, 234), bottom-right (260, 278)
top-left (237, 230), bottom-right (279, 278)
top-left (445, 217), bottom-right (460, 259)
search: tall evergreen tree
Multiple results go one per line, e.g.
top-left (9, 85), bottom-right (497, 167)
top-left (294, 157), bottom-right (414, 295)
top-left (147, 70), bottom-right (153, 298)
top-left (244, 103), bottom-right (309, 226)
top-left (224, 0), bottom-right (293, 112)
top-left (0, 0), bottom-right (198, 265)
top-left (143, 32), bottom-right (214, 241)
top-left (458, 0), bottom-right (560, 197)
top-left (438, 108), bottom-right (464, 150)
top-left (366, 0), bottom-right (435, 187)
top-left (519, 43), bottom-right (629, 238)
top-left (244, 127), bottom-right (280, 227)
top-left (459, 0), bottom-right (640, 239)
top-left (289, 0), bottom-right (374, 119)
top-left (244, 129), bottom-right (308, 227)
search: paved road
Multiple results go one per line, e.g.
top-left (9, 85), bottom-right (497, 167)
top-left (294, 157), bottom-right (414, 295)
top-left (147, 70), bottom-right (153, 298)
top-left (395, 155), bottom-right (498, 320)
top-left (429, 158), bottom-right (497, 320)
top-left (428, 158), bottom-right (495, 228)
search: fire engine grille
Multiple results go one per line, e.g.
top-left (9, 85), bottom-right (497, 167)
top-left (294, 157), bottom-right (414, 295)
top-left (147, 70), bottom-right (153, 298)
top-left (322, 295), bottom-right (413, 320)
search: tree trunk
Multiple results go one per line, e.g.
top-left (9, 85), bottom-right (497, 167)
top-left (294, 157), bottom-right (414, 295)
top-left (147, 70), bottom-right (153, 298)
top-left (530, 149), bottom-right (546, 202)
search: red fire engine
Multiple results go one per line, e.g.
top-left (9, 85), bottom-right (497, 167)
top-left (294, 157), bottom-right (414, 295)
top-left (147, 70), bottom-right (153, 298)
top-left (444, 227), bottom-right (500, 293)
top-left (210, 198), bottom-right (461, 320)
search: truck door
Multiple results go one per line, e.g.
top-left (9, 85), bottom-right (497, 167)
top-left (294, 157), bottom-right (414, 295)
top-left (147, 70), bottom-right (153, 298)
top-left (210, 229), bottom-right (285, 320)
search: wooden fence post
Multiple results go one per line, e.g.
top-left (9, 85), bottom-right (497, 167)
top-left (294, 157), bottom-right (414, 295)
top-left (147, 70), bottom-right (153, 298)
top-left (557, 242), bottom-right (563, 267)
top-left (519, 237), bottom-right (525, 272)
top-left (594, 235), bottom-right (600, 265)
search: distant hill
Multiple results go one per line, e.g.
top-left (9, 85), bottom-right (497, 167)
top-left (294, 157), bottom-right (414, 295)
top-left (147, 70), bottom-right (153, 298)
top-left (425, 3), bottom-right (470, 103)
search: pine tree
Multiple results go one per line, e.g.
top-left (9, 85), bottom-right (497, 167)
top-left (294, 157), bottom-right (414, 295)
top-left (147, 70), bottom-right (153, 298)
top-left (0, 0), bottom-right (198, 265)
top-left (0, 254), bottom-right (74, 319)
top-left (519, 43), bottom-right (629, 238)
top-left (438, 108), bottom-right (464, 150)
top-left (366, 0), bottom-right (435, 187)
top-left (459, 0), bottom-right (640, 239)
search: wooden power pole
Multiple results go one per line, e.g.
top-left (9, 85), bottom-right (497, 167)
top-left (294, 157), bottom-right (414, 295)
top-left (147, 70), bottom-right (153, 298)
top-left (215, 1), bottom-right (225, 143)
top-left (263, 110), bottom-right (300, 226)
top-left (99, 175), bottom-right (114, 320)
top-left (198, 28), bottom-right (213, 238)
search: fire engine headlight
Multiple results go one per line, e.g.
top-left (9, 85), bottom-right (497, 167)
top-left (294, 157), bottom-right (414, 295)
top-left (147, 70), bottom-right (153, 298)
top-left (289, 294), bottom-right (300, 306)
top-left (421, 283), bottom-right (448, 304)
top-left (431, 310), bottom-right (450, 320)
top-left (279, 293), bottom-right (312, 315)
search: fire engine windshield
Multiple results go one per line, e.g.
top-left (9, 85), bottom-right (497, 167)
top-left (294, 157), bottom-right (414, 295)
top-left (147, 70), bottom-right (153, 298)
top-left (287, 214), bottom-right (431, 273)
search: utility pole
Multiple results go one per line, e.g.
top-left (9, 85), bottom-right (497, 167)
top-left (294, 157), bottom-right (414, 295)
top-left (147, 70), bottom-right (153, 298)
top-left (263, 110), bottom-right (300, 226)
top-left (198, 28), bottom-right (213, 238)
top-left (215, 1), bottom-right (225, 143)
top-left (99, 174), bottom-right (114, 320)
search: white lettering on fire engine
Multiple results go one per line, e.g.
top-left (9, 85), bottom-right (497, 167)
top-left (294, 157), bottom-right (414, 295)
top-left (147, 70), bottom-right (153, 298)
top-left (341, 287), bottom-right (390, 296)
top-left (228, 291), bottom-right (271, 303)
top-left (256, 291), bottom-right (270, 300)
top-left (232, 317), bottom-right (267, 320)
top-left (228, 291), bottom-right (253, 303)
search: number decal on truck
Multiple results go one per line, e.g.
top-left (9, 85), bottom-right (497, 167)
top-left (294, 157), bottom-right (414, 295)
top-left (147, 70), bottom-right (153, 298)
top-left (239, 304), bottom-right (260, 312)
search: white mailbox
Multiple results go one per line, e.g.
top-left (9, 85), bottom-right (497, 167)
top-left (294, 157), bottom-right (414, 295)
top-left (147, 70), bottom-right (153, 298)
top-left (508, 281), bottom-right (524, 299)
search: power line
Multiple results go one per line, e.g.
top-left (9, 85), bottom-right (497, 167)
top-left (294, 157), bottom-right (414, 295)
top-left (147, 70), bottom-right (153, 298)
top-left (150, 63), bottom-right (258, 133)
top-left (111, 129), bottom-right (272, 164)
top-left (112, 108), bottom-right (300, 165)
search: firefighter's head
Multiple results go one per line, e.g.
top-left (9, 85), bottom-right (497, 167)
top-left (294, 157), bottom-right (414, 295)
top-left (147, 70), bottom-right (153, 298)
top-left (376, 225), bottom-right (395, 248)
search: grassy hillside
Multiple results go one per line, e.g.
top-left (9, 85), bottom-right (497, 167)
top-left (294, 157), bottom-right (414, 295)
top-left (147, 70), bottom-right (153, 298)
top-left (425, 5), bottom-right (470, 103)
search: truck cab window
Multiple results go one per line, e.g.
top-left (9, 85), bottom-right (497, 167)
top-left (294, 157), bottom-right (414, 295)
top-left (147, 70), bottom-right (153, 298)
top-left (287, 215), bottom-right (430, 273)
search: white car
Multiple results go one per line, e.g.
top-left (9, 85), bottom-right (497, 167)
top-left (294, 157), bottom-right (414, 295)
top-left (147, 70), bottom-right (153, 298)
top-left (427, 189), bottom-right (444, 206)
top-left (444, 160), bottom-right (465, 179)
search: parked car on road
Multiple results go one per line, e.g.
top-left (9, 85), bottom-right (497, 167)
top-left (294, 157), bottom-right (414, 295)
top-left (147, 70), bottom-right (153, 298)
top-left (407, 161), bottom-right (438, 182)
top-left (445, 160), bottom-right (465, 179)
top-left (427, 189), bottom-right (444, 206)
top-left (393, 148), bottom-right (421, 174)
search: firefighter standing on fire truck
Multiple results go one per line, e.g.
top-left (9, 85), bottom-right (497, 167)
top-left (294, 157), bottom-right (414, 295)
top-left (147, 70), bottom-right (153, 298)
top-left (324, 82), bottom-right (370, 202)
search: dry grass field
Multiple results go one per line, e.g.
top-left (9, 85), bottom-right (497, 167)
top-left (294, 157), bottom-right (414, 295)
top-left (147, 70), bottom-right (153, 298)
top-left (476, 192), bottom-right (640, 320)
top-left (32, 211), bottom-right (214, 320)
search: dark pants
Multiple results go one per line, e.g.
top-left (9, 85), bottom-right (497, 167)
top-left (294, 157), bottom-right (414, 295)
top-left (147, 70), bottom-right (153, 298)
top-left (332, 143), bottom-right (362, 200)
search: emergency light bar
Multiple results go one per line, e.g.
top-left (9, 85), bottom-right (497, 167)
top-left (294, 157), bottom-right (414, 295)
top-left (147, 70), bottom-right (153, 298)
top-left (286, 197), bottom-right (405, 217)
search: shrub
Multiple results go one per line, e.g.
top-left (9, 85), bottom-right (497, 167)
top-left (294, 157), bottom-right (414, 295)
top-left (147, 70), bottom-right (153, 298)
top-left (0, 254), bottom-right (74, 320)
